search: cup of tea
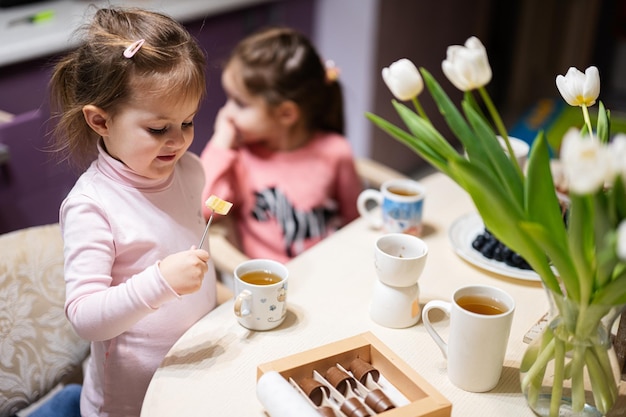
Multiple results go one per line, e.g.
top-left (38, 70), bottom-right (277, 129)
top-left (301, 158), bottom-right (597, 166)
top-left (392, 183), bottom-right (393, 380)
top-left (357, 178), bottom-right (425, 236)
top-left (421, 285), bottom-right (515, 392)
top-left (375, 233), bottom-right (428, 287)
top-left (233, 259), bottom-right (288, 331)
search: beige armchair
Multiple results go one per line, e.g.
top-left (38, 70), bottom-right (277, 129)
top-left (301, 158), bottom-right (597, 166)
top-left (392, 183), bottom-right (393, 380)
top-left (0, 224), bottom-right (89, 417)
top-left (208, 157), bottom-right (407, 285)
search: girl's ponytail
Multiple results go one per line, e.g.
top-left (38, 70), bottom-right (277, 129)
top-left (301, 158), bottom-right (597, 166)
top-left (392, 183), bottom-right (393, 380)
top-left (321, 77), bottom-right (344, 135)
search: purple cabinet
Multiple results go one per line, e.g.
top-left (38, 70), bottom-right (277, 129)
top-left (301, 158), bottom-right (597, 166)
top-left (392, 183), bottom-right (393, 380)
top-left (0, 56), bottom-right (79, 234)
top-left (0, 0), bottom-right (314, 234)
top-left (0, 107), bottom-right (78, 233)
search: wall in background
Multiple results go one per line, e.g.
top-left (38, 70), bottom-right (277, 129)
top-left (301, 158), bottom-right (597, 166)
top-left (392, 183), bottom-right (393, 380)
top-left (312, 0), bottom-right (378, 160)
top-left (312, 0), bottom-right (624, 174)
top-left (313, 0), bottom-right (494, 175)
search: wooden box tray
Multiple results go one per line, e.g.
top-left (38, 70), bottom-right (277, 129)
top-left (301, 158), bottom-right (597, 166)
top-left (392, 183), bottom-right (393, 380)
top-left (257, 331), bottom-right (451, 417)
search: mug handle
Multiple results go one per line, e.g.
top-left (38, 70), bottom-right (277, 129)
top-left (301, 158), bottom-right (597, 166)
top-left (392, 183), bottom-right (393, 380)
top-left (421, 300), bottom-right (451, 358)
top-left (357, 189), bottom-right (383, 229)
top-left (234, 290), bottom-right (252, 317)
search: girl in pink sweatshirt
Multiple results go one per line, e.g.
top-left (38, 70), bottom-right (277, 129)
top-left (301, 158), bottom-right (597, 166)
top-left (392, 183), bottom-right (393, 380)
top-left (49, 8), bottom-right (216, 416)
top-left (200, 27), bottom-right (362, 263)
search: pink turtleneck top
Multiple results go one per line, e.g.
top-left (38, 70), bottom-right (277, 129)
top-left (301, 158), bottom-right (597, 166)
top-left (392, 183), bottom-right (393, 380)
top-left (60, 143), bottom-right (216, 417)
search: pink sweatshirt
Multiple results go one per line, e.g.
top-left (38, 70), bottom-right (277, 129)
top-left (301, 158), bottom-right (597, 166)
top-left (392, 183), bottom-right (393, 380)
top-left (61, 144), bottom-right (216, 416)
top-left (200, 132), bottom-right (362, 262)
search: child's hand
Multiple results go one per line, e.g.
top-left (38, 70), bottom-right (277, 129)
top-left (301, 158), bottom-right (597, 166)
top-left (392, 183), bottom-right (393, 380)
top-left (211, 106), bottom-right (238, 149)
top-left (159, 248), bottom-right (210, 295)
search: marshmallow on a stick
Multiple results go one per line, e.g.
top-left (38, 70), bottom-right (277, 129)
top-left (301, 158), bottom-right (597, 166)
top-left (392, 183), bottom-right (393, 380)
top-left (205, 195), bottom-right (233, 215)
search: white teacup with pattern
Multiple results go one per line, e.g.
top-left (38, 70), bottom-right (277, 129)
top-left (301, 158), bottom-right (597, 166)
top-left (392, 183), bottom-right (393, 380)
top-left (233, 259), bottom-right (288, 331)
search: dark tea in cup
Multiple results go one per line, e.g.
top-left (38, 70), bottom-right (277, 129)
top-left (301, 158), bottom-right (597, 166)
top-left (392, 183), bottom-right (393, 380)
top-left (357, 178), bottom-right (426, 236)
top-left (422, 284), bottom-right (515, 392)
top-left (456, 295), bottom-right (508, 315)
top-left (234, 259), bottom-right (288, 331)
top-left (387, 186), bottom-right (421, 197)
top-left (240, 270), bottom-right (283, 286)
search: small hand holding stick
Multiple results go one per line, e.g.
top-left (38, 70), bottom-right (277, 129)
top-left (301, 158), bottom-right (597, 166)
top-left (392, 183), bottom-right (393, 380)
top-left (198, 195), bottom-right (233, 249)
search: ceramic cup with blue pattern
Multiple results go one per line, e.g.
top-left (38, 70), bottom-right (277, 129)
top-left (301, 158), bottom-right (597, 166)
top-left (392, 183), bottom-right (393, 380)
top-left (357, 178), bottom-right (425, 236)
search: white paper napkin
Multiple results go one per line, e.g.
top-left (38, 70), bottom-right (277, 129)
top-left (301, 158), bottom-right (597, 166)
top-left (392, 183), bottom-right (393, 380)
top-left (256, 371), bottom-right (320, 417)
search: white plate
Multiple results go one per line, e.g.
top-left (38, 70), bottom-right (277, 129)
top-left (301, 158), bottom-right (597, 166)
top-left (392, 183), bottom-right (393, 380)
top-left (448, 212), bottom-right (541, 281)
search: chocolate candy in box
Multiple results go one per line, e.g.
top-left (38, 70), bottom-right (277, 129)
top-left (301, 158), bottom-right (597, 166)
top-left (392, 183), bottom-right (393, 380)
top-left (257, 332), bottom-right (452, 417)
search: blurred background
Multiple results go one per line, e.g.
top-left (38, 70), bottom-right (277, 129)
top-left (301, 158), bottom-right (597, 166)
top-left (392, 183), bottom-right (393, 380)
top-left (0, 0), bottom-right (623, 233)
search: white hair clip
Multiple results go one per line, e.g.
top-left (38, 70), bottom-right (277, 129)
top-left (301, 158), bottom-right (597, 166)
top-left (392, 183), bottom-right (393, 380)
top-left (123, 39), bottom-right (145, 59)
top-left (325, 59), bottom-right (340, 83)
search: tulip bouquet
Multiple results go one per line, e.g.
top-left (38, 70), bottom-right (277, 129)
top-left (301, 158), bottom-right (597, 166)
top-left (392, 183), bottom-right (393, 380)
top-left (367, 37), bottom-right (626, 416)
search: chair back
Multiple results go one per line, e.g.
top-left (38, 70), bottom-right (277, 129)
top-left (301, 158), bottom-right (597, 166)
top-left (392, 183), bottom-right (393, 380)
top-left (0, 224), bottom-right (89, 417)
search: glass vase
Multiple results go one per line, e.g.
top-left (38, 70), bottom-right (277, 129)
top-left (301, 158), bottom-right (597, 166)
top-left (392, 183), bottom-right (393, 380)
top-left (520, 288), bottom-right (624, 417)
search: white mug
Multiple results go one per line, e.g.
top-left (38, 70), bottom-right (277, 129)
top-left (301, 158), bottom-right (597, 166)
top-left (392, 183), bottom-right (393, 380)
top-left (233, 259), bottom-right (288, 331)
top-left (421, 285), bottom-right (515, 392)
top-left (370, 280), bottom-right (420, 328)
top-left (375, 233), bottom-right (428, 287)
top-left (357, 179), bottom-right (425, 236)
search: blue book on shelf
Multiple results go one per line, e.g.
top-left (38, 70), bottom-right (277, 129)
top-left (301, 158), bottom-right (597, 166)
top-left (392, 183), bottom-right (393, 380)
top-left (510, 98), bottom-right (626, 156)
top-left (509, 98), bottom-right (567, 157)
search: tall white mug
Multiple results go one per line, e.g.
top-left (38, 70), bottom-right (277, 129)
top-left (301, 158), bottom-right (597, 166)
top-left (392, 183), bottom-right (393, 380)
top-left (421, 285), bottom-right (515, 392)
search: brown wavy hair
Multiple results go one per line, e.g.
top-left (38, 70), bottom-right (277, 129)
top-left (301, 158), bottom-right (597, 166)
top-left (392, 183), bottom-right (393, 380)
top-left (49, 7), bottom-right (206, 170)
top-left (227, 27), bottom-right (344, 135)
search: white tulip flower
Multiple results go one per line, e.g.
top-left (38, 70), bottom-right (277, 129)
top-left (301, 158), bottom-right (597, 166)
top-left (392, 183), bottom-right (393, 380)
top-left (382, 58), bottom-right (424, 101)
top-left (607, 133), bottom-right (626, 183)
top-left (559, 128), bottom-right (610, 194)
top-left (441, 36), bottom-right (492, 91)
top-left (556, 66), bottom-right (600, 107)
top-left (618, 221), bottom-right (626, 261)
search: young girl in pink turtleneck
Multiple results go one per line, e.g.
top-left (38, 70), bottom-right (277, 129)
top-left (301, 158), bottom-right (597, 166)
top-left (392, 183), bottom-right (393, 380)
top-left (49, 7), bottom-right (216, 416)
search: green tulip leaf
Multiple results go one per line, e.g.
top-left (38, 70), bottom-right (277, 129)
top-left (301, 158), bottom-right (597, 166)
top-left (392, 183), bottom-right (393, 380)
top-left (420, 69), bottom-right (483, 158)
top-left (391, 100), bottom-right (460, 162)
top-left (525, 132), bottom-right (568, 244)
top-left (365, 111), bottom-right (451, 176)
top-left (463, 91), bottom-right (488, 121)
top-left (594, 192), bottom-right (615, 289)
top-left (567, 194), bottom-right (595, 302)
top-left (596, 102), bottom-right (610, 144)
top-left (611, 175), bottom-right (626, 220)
top-left (592, 270), bottom-right (626, 305)
top-left (448, 159), bottom-right (561, 294)
top-left (463, 101), bottom-right (524, 206)
top-left (519, 221), bottom-right (579, 301)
